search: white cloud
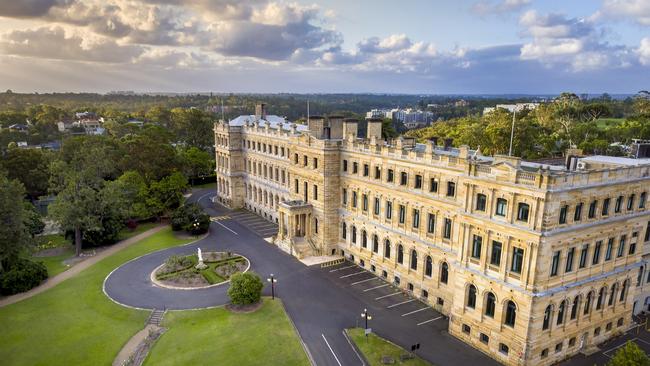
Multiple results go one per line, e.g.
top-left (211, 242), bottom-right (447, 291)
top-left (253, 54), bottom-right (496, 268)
top-left (639, 37), bottom-right (650, 65)
top-left (599, 0), bottom-right (650, 26)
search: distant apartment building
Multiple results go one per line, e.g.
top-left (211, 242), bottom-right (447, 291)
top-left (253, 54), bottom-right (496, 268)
top-left (58, 111), bottom-right (105, 135)
top-left (215, 103), bottom-right (650, 366)
top-left (483, 103), bottom-right (540, 115)
top-left (367, 108), bottom-right (434, 129)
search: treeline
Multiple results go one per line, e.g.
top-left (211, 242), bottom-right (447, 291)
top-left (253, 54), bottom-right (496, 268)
top-left (406, 92), bottom-right (650, 159)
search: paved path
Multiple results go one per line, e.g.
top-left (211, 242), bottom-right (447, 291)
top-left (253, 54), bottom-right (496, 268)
top-left (0, 225), bottom-right (166, 308)
top-left (103, 189), bottom-right (498, 366)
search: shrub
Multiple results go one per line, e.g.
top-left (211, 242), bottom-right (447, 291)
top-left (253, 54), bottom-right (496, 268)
top-left (170, 203), bottom-right (210, 234)
top-left (227, 271), bottom-right (263, 305)
top-left (0, 258), bottom-right (48, 295)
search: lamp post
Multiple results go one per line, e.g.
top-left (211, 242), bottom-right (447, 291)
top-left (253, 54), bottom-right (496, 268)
top-left (267, 274), bottom-right (278, 300)
top-left (361, 308), bottom-right (372, 340)
top-left (192, 220), bottom-right (199, 238)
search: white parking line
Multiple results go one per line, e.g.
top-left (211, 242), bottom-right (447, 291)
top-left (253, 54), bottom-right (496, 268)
top-left (375, 292), bottom-right (402, 300)
top-left (401, 307), bottom-right (430, 317)
top-left (364, 283), bottom-right (390, 292)
top-left (350, 277), bottom-right (377, 285)
top-left (330, 265), bottom-right (355, 272)
top-left (322, 334), bottom-right (342, 366)
top-left (215, 221), bottom-right (238, 235)
top-left (387, 299), bottom-right (415, 308)
top-left (340, 271), bottom-right (367, 279)
top-left (417, 316), bottom-right (443, 325)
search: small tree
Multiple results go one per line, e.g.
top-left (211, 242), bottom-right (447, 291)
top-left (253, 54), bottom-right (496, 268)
top-left (607, 341), bottom-right (650, 366)
top-left (227, 272), bottom-right (263, 305)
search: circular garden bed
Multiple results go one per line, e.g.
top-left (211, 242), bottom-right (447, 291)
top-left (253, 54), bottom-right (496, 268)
top-left (152, 251), bottom-right (249, 289)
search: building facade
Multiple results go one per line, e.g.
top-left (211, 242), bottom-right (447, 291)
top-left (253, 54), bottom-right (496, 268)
top-left (214, 104), bottom-right (650, 366)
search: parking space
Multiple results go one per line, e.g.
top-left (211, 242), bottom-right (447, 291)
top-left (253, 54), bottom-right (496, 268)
top-left (228, 209), bottom-right (278, 238)
top-left (322, 261), bottom-right (447, 331)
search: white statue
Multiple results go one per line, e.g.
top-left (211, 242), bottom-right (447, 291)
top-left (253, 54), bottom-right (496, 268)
top-left (197, 247), bottom-right (203, 262)
top-left (195, 247), bottom-right (207, 269)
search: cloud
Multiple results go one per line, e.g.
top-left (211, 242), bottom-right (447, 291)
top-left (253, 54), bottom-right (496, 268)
top-left (0, 0), bottom-right (69, 17)
top-left (639, 37), bottom-right (650, 65)
top-left (471, 0), bottom-right (530, 15)
top-left (0, 26), bottom-right (145, 63)
top-left (358, 34), bottom-right (412, 53)
top-left (598, 0), bottom-right (650, 26)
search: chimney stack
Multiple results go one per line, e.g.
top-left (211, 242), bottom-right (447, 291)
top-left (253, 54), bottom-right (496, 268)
top-left (366, 118), bottom-right (383, 141)
top-left (308, 116), bottom-right (325, 138)
top-left (443, 138), bottom-right (453, 150)
top-left (328, 115), bottom-right (344, 139)
top-left (255, 103), bottom-right (267, 120)
top-left (343, 118), bottom-right (358, 139)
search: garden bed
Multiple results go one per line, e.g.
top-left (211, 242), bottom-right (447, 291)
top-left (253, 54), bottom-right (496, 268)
top-left (153, 251), bottom-right (249, 289)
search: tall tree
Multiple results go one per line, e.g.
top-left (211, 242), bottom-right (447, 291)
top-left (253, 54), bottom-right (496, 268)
top-left (179, 147), bottom-right (214, 185)
top-left (0, 174), bottom-right (31, 271)
top-left (1, 147), bottom-right (51, 198)
top-left (607, 341), bottom-right (650, 366)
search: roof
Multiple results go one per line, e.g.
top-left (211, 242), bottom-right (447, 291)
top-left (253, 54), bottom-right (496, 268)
top-left (579, 155), bottom-right (650, 166)
top-left (228, 115), bottom-right (309, 132)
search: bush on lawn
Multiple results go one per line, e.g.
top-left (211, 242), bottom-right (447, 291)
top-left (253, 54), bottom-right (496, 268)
top-left (0, 258), bottom-right (48, 295)
top-left (170, 203), bottom-right (210, 234)
top-left (227, 272), bottom-right (263, 305)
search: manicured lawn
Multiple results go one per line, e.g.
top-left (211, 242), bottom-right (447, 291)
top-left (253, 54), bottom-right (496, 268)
top-left (34, 246), bottom-right (75, 276)
top-left (117, 221), bottom-right (160, 241)
top-left (145, 299), bottom-right (310, 366)
top-left (0, 227), bottom-right (191, 366)
top-left (347, 328), bottom-right (432, 366)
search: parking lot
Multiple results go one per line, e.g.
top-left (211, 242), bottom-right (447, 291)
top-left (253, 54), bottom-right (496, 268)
top-left (320, 261), bottom-right (448, 339)
top-left (226, 209), bottom-right (279, 238)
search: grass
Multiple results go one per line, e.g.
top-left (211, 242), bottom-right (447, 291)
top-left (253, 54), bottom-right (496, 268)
top-left (347, 328), bottom-right (432, 366)
top-left (117, 221), bottom-right (160, 241)
top-left (144, 299), bottom-right (310, 366)
top-left (34, 246), bottom-right (75, 276)
top-left (0, 227), bottom-right (192, 366)
top-left (155, 254), bottom-right (245, 285)
top-left (190, 181), bottom-right (216, 190)
top-left (595, 117), bottom-right (625, 129)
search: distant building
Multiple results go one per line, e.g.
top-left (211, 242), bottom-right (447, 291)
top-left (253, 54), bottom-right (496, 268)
top-left (8, 124), bottom-right (29, 133)
top-left (483, 103), bottom-right (540, 115)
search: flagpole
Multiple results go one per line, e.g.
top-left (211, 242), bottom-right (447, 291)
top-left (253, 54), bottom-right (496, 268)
top-left (508, 109), bottom-right (516, 156)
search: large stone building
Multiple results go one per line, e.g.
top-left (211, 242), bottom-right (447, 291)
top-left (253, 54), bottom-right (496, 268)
top-left (214, 104), bottom-right (650, 366)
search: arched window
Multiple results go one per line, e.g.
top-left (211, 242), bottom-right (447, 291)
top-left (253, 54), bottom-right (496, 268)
top-left (638, 267), bottom-right (644, 287)
top-left (620, 279), bottom-right (629, 302)
top-left (570, 296), bottom-right (579, 320)
top-left (361, 230), bottom-right (367, 248)
top-left (351, 226), bottom-right (357, 244)
top-left (383, 239), bottom-right (390, 258)
top-left (467, 285), bottom-right (477, 308)
top-left (504, 301), bottom-right (517, 327)
top-left (373, 235), bottom-right (379, 253)
top-left (597, 287), bottom-right (605, 310)
top-left (342, 222), bottom-right (347, 239)
top-left (397, 245), bottom-right (404, 264)
top-left (410, 250), bottom-right (418, 270)
top-left (440, 262), bottom-right (449, 284)
top-left (425, 256), bottom-right (433, 277)
top-left (485, 292), bottom-right (496, 317)
top-left (543, 305), bottom-right (552, 330)
top-left (557, 301), bottom-right (566, 325)
top-left (608, 283), bottom-right (617, 306)
top-left (584, 292), bottom-right (593, 315)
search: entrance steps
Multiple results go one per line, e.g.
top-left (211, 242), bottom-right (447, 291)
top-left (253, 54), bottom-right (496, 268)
top-left (147, 309), bottom-right (165, 326)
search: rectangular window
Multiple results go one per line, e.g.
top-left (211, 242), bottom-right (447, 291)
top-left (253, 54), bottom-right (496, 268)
top-left (565, 247), bottom-right (575, 272)
top-left (602, 198), bottom-right (610, 216)
top-left (579, 244), bottom-right (588, 268)
top-left (363, 164), bottom-right (369, 177)
top-left (592, 241), bottom-right (602, 265)
top-left (617, 235), bottom-right (626, 257)
top-left (313, 157), bottom-right (318, 169)
top-left (342, 189), bottom-right (347, 205)
top-left (640, 192), bottom-right (646, 209)
top-left (476, 194), bottom-right (487, 211)
top-left (517, 203), bottom-right (530, 222)
top-left (588, 200), bottom-right (597, 218)
top-left (303, 155), bottom-right (308, 166)
top-left (615, 195), bottom-right (623, 213)
top-left (574, 202), bottom-right (583, 221)
top-left (511, 247), bottom-right (524, 273)
top-left (412, 209), bottom-right (420, 228)
top-left (628, 194), bottom-right (635, 211)
top-left (559, 205), bottom-right (568, 224)
top-left (447, 182), bottom-right (456, 197)
top-left (387, 169), bottom-right (394, 182)
top-left (471, 235), bottom-right (482, 259)
top-left (629, 240), bottom-right (636, 255)
top-left (342, 159), bottom-right (348, 172)
top-left (362, 194), bottom-right (368, 211)
top-left (313, 185), bottom-right (318, 200)
top-left (374, 197), bottom-right (380, 215)
top-left (352, 162), bottom-right (358, 174)
top-left (386, 201), bottom-right (393, 219)
top-left (415, 175), bottom-right (423, 189)
top-left (550, 251), bottom-right (560, 276)
top-left (375, 166), bottom-right (381, 179)
top-left (490, 241), bottom-right (502, 266)
top-left (352, 191), bottom-right (357, 208)
top-left (429, 178), bottom-right (438, 193)
top-left (427, 214), bottom-right (436, 234)
top-left (295, 179), bottom-right (299, 193)
top-left (605, 238), bottom-right (614, 260)
top-left (398, 205), bottom-right (406, 224)
top-left (294, 153), bottom-right (299, 164)
top-left (443, 218), bottom-right (452, 239)
top-left (400, 172), bottom-right (408, 186)
top-left (495, 198), bottom-right (507, 217)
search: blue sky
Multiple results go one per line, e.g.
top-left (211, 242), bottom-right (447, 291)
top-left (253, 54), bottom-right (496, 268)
top-left (0, 0), bottom-right (648, 94)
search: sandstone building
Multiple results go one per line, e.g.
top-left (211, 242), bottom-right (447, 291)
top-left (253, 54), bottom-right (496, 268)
top-left (214, 104), bottom-right (650, 365)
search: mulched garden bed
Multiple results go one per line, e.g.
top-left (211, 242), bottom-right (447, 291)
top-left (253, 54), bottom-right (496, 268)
top-left (153, 251), bottom-right (249, 288)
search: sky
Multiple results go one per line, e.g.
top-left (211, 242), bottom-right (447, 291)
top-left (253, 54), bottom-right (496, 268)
top-left (0, 0), bottom-right (649, 94)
